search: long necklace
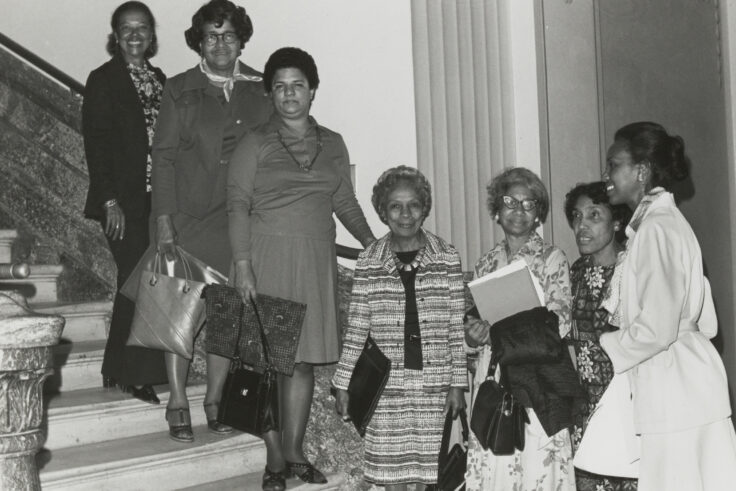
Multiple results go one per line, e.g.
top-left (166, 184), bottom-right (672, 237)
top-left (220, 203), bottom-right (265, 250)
top-left (278, 125), bottom-right (323, 172)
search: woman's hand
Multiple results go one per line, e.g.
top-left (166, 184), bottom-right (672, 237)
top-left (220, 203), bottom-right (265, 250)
top-left (444, 387), bottom-right (466, 419)
top-left (335, 388), bottom-right (351, 421)
top-left (104, 202), bottom-right (125, 241)
top-left (155, 215), bottom-right (177, 261)
top-left (234, 260), bottom-right (257, 304)
top-left (464, 316), bottom-right (491, 348)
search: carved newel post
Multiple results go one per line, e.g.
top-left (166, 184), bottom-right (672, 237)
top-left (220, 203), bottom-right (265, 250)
top-left (0, 280), bottom-right (64, 490)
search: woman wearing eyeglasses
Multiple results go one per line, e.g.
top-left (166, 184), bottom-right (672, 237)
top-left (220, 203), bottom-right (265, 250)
top-left (464, 167), bottom-right (575, 490)
top-left (228, 47), bottom-right (375, 491)
top-left (151, 0), bottom-right (271, 443)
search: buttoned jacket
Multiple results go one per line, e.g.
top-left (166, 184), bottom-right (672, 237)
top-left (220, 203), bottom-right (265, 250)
top-left (333, 229), bottom-right (468, 394)
top-left (600, 192), bottom-right (731, 433)
top-left (151, 62), bottom-right (272, 220)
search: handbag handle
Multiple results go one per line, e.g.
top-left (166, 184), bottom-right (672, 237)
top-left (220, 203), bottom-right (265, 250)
top-left (149, 247), bottom-right (193, 293)
top-left (439, 409), bottom-right (469, 465)
top-left (230, 296), bottom-right (273, 368)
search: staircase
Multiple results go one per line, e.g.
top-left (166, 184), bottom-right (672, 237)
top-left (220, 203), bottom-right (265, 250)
top-left (0, 230), bottom-right (345, 490)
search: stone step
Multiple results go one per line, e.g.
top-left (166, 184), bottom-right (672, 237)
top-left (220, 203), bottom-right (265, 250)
top-left (45, 339), bottom-right (105, 393)
top-left (35, 300), bottom-right (112, 343)
top-left (0, 263), bottom-right (63, 304)
top-left (182, 471), bottom-right (346, 490)
top-left (44, 384), bottom-right (208, 450)
top-left (38, 425), bottom-right (266, 490)
top-left (0, 229), bottom-right (18, 262)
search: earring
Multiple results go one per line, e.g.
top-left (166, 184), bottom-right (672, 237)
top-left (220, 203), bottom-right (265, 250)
top-left (494, 214), bottom-right (499, 222)
top-left (614, 224), bottom-right (620, 231)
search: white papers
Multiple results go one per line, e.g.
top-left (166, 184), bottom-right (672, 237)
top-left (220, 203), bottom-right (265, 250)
top-left (468, 260), bottom-right (545, 325)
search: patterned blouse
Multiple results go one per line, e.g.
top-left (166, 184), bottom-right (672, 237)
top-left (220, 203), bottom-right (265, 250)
top-left (127, 63), bottom-right (163, 192)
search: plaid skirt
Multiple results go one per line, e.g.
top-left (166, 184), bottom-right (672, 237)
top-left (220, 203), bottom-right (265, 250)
top-left (363, 368), bottom-right (446, 485)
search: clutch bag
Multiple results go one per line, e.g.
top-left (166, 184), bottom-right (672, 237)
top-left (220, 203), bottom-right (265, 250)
top-left (347, 335), bottom-right (391, 437)
top-left (203, 284), bottom-right (306, 376)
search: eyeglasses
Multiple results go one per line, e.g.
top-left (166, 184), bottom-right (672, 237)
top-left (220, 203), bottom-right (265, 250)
top-left (203, 32), bottom-right (239, 46)
top-left (502, 195), bottom-right (538, 211)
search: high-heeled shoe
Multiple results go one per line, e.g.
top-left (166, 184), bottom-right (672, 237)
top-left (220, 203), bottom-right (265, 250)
top-left (262, 466), bottom-right (287, 491)
top-left (128, 384), bottom-right (160, 405)
top-left (166, 407), bottom-right (194, 443)
top-left (286, 460), bottom-right (327, 484)
top-left (203, 402), bottom-right (234, 435)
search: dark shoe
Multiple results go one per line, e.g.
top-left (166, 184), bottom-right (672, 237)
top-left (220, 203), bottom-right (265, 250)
top-left (165, 407), bottom-right (194, 443)
top-left (286, 460), bottom-right (327, 484)
top-left (103, 376), bottom-right (118, 388)
top-left (262, 466), bottom-right (286, 491)
top-left (203, 402), bottom-right (234, 435)
top-left (129, 385), bottom-right (160, 405)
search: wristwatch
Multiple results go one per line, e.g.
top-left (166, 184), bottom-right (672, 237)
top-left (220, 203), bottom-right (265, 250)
top-left (103, 199), bottom-right (118, 209)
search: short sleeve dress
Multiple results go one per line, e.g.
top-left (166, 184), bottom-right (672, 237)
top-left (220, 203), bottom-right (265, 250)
top-left (227, 114), bottom-right (373, 363)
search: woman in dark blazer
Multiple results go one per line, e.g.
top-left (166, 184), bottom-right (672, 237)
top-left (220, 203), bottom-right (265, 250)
top-left (82, 0), bottom-right (167, 403)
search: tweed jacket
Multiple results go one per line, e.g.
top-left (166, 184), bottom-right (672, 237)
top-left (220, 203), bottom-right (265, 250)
top-left (333, 229), bottom-right (468, 394)
top-left (82, 53), bottom-right (165, 220)
top-left (151, 62), bottom-right (272, 220)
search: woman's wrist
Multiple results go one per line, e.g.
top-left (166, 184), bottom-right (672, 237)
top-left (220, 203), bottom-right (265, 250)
top-left (103, 198), bottom-right (117, 209)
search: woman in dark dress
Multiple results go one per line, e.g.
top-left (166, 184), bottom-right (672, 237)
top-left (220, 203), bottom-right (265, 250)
top-left (152, 0), bottom-right (272, 443)
top-left (564, 181), bottom-right (636, 491)
top-left (82, 0), bottom-right (167, 404)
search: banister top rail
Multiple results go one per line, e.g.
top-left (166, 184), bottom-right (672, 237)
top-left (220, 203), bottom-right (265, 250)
top-left (0, 31), bottom-right (85, 94)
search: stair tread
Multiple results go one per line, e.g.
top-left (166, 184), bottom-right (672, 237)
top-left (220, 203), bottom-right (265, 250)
top-left (2, 264), bottom-right (63, 276)
top-left (34, 300), bottom-right (112, 314)
top-left (46, 384), bottom-right (206, 413)
top-left (39, 424), bottom-right (262, 476)
top-left (181, 471), bottom-right (344, 491)
top-left (0, 229), bottom-right (19, 239)
top-left (54, 338), bottom-right (106, 354)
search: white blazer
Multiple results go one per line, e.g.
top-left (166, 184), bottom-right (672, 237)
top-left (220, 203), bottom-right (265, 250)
top-left (600, 192), bottom-right (731, 434)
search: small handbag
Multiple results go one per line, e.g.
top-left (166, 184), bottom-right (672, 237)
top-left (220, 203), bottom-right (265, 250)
top-left (470, 358), bottom-right (528, 455)
top-left (127, 248), bottom-right (206, 359)
top-left (217, 297), bottom-right (279, 436)
top-left (490, 306), bottom-right (562, 365)
top-left (347, 335), bottom-right (391, 437)
top-left (436, 410), bottom-right (469, 491)
top-left (203, 284), bottom-right (306, 376)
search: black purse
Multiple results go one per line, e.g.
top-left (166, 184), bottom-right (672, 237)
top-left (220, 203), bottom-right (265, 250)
top-left (436, 410), bottom-right (469, 491)
top-left (470, 358), bottom-right (528, 455)
top-left (217, 297), bottom-right (279, 436)
top-left (347, 335), bottom-right (391, 437)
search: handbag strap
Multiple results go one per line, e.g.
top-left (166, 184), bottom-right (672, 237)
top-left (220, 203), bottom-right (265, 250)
top-left (439, 409), bottom-right (469, 464)
top-left (248, 296), bottom-right (273, 366)
top-left (485, 353), bottom-right (510, 387)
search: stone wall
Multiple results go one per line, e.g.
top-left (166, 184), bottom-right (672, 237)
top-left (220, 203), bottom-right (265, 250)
top-left (0, 47), bottom-right (114, 299)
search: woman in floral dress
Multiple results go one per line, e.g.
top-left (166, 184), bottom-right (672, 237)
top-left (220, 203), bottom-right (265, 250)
top-left (564, 182), bottom-right (636, 491)
top-left (464, 167), bottom-right (574, 490)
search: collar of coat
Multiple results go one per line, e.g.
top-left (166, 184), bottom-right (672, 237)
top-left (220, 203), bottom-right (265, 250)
top-left (371, 228), bottom-right (449, 274)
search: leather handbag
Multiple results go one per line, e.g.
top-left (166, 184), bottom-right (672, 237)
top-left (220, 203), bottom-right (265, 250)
top-left (436, 410), bottom-right (469, 491)
top-left (347, 335), bottom-right (391, 437)
top-left (217, 298), bottom-right (279, 436)
top-left (127, 249), bottom-right (206, 359)
top-left (121, 245), bottom-right (227, 302)
top-left (470, 359), bottom-right (528, 455)
top-left (490, 306), bottom-right (562, 365)
top-left (203, 284), bottom-right (306, 376)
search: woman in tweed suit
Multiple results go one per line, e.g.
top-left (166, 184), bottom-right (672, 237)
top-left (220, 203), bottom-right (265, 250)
top-left (333, 166), bottom-right (467, 490)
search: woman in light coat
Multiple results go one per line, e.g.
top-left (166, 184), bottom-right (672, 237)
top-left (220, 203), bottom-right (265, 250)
top-left (600, 121), bottom-right (736, 490)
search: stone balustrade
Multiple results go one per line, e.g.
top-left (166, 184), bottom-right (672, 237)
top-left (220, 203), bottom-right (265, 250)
top-left (0, 292), bottom-right (64, 490)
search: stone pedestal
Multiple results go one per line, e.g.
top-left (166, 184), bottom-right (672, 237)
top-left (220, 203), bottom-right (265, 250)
top-left (0, 293), bottom-right (64, 490)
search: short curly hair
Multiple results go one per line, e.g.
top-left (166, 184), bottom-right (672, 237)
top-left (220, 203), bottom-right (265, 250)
top-left (371, 166), bottom-right (432, 225)
top-left (263, 47), bottom-right (320, 92)
top-left (564, 181), bottom-right (632, 243)
top-left (487, 167), bottom-right (549, 223)
top-left (106, 1), bottom-right (158, 59)
top-left (184, 0), bottom-right (253, 55)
